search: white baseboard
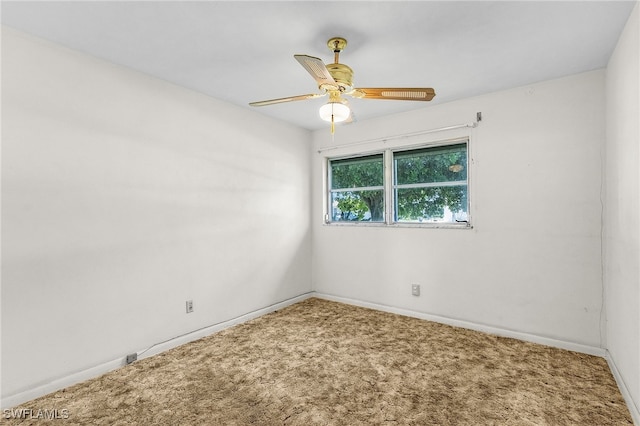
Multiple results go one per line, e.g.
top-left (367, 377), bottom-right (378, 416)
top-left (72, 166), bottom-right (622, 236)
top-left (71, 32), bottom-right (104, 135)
top-left (1, 292), bottom-right (314, 409)
top-left (1, 357), bottom-right (124, 412)
top-left (606, 351), bottom-right (640, 425)
top-left (313, 292), bottom-right (606, 357)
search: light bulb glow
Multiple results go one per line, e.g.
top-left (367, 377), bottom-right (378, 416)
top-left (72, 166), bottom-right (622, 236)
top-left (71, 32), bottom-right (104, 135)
top-left (319, 102), bottom-right (350, 123)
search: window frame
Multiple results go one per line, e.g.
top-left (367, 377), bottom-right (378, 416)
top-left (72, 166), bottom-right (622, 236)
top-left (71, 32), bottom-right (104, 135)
top-left (324, 137), bottom-right (471, 229)
top-left (326, 151), bottom-right (387, 225)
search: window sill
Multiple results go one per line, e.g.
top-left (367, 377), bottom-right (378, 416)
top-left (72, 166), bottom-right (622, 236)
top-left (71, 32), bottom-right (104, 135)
top-left (323, 222), bottom-right (473, 230)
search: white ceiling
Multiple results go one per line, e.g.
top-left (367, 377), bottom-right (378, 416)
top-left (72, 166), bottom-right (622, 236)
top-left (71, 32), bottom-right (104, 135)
top-left (1, 1), bottom-right (636, 130)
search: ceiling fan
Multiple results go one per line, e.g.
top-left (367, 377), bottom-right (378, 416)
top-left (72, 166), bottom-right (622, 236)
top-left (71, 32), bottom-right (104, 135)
top-left (249, 37), bottom-right (436, 133)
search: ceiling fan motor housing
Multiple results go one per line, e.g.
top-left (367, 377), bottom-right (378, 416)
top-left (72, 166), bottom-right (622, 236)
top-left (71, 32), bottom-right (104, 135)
top-left (325, 63), bottom-right (354, 92)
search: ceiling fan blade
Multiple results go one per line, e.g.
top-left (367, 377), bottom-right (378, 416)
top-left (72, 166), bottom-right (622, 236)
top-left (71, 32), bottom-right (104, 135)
top-left (294, 54), bottom-right (338, 89)
top-left (351, 88), bottom-right (436, 101)
top-left (249, 93), bottom-right (325, 107)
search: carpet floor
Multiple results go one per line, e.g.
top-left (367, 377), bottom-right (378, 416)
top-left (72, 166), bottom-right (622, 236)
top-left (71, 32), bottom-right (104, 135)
top-left (4, 297), bottom-right (633, 425)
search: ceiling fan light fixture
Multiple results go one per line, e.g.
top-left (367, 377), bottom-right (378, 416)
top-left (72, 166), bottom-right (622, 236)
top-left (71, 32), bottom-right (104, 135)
top-left (319, 102), bottom-right (350, 123)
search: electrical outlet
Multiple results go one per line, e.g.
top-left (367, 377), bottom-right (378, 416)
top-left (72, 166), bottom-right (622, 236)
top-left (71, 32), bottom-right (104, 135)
top-left (126, 353), bottom-right (137, 364)
top-left (412, 284), bottom-right (421, 296)
top-left (186, 300), bottom-right (194, 313)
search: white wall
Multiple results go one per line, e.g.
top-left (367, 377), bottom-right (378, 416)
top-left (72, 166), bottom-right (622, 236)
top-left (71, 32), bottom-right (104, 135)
top-left (1, 27), bottom-right (312, 403)
top-left (312, 70), bottom-right (606, 350)
top-left (605, 2), bottom-right (640, 420)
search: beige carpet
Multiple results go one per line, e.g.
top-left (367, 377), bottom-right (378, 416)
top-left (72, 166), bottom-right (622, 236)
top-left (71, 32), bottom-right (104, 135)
top-left (4, 298), bottom-right (632, 425)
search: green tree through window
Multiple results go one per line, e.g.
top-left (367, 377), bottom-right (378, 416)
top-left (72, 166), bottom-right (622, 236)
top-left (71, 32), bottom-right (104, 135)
top-left (330, 154), bottom-right (384, 222)
top-left (394, 143), bottom-right (468, 222)
top-left (327, 141), bottom-right (469, 225)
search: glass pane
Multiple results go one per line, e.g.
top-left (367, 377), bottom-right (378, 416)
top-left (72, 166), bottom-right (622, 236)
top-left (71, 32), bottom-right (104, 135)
top-left (395, 143), bottom-right (467, 185)
top-left (396, 185), bottom-right (468, 223)
top-left (331, 154), bottom-right (384, 189)
top-left (331, 190), bottom-right (385, 222)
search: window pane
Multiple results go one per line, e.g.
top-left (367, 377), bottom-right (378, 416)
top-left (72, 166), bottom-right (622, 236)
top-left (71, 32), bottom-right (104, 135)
top-left (331, 154), bottom-right (383, 189)
top-left (331, 190), bottom-right (384, 222)
top-left (396, 185), bottom-right (468, 223)
top-left (395, 143), bottom-right (467, 185)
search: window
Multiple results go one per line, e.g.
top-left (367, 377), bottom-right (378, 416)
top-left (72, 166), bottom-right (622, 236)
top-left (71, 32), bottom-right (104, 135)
top-left (329, 154), bottom-right (384, 222)
top-left (326, 140), bottom-right (469, 226)
top-left (394, 143), bottom-right (468, 223)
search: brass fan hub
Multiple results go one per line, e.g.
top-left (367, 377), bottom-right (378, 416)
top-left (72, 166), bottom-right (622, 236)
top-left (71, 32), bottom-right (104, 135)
top-left (326, 63), bottom-right (354, 91)
top-left (322, 37), bottom-right (353, 91)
